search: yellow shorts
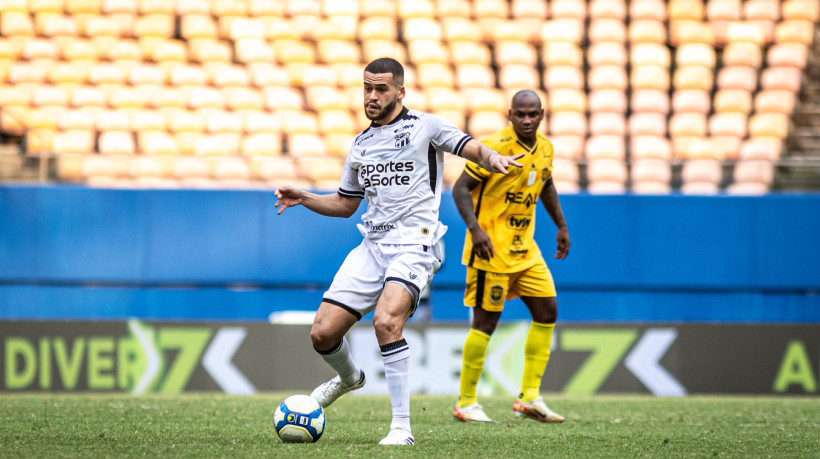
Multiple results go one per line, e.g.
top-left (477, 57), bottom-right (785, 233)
top-left (463, 262), bottom-right (556, 312)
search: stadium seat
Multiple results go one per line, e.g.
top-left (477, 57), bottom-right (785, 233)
top-left (716, 66), bottom-right (757, 91)
top-left (589, 19), bottom-right (626, 42)
top-left (193, 133), bottom-right (241, 156)
top-left (672, 89), bottom-right (711, 113)
top-left (324, 132), bottom-right (355, 158)
top-left (585, 135), bottom-right (626, 159)
top-left (760, 66), bottom-right (802, 92)
top-left (628, 19), bottom-right (666, 43)
top-left (767, 43), bottom-right (809, 69)
top-left (131, 156), bottom-right (177, 188)
top-left (739, 138), bottom-right (781, 160)
top-left (589, 89), bottom-right (627, 113)
top-left (749, 113), bottom-right (789, 138)
top-left (754, 90), bottom-right (796, 114)
top-left (499, 64), bottom-right (539, 90)
top-left (174, 156), bottom-right (214, 188)
top-left (727, 160), bottom-right (774, 194)
top-left (545, 66), bottom-right (584, 90)
top-left (297, 156), bottom-right (344, 182)
top-left (725, 22), bottom-right (766, 45)
top-left (588, 65), bottom-right (627, 90)
top-left (631, 89), bottom-right (669, 113)
top-left (551, 0), bottom-right (586, 19)
top-left (629, 113), bottom-right (667, 137)
top-left (709, 112), bottom-right (747, 138)
top-left (542, 42), bottom-right (583, 67)
top-left (541, 19), bottom-right (584, 44)
top-left (416, 63), bottom-right (455, 88)
top-left (774, 20), bottom-right (815, 45)
top-left (631, 65), bottom-right (670, 91)
top-left (213, 157), bottom-right (253, 188)
top-left (681, 158), bottom-right (722, 194)
top-left (589, 113), bottom-right (626, 136)
top-left (52, 129), bottom-right (95, 154)
top-left (631, 158), bottom-right (672, 194)
top-left (468, 111), bottom-right (508, 139)
top-left (442, 154), bottom-right (466, 189)
top-left (630, 135), bottom-right (673, 160)
top-left (551, 157), bottom-right (580, 193)
top-left (495, 41), bottom-right (538, 67)
top-left (138, 131), bottom-right (177, 155)
top-left (456, 64), bottom-right (495, 89)
top-left (588, 42), bottom-right (627, 66)
top-left (549, 112), bottom-right (587, 138)
top-left (629, 0), bottom-right (667, 21)
top-left (442, 18), bottom-right (482, 42)
top-left (587, 158), bottom-right (627, 194)
top-left (550, 135), bottom-right (585, 159)
top-left (98, 130), bottom-right (135, 155)
top-left (463, 88), bottom-right (507, 114)
top-left (722, 42), bottom-right (763, 68)
top-left (674, 66), bottom-right (714, 91)
top-left (670, 113), bottom-right (708, 138)
top-left (96, 109), bottom-right (131, 131)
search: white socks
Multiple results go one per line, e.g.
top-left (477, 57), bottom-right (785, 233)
top-left (316, 337), bottom-right (361, 385)
top-left (381, 338), bottom-right (411, 433)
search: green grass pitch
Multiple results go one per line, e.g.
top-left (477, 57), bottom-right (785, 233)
top-left (1, 394), bottom-right (818, 457)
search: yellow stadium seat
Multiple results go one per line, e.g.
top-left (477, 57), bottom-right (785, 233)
top-left (131, 109), bottom-right (167, 133)
top-left (709, 112), bottom-right (747, 137)
top-left (407, 39), bottom-right (449, 66)
top-left (590, 0), bottom-right (627, 19)
top-left (58, 108), bottom-right (95, 131)
top-left (274, 40), bottom-right (316, 65)
top-left (767, 43), bottom-right (809, 69)
top-left (131, 156), bottom-right (177, 187)
top-left (744, 0), bottom-right (779, 20)
top-left (180, 14), bottom-right (218, 40)
top-left (193, 132), bottom-right (241, 156)
top-left (588, 42), bottom-right (627, 66)
top-left (241, 132), bottom-right (282, 156)
top-left (631, 158), bottom-right (672, 191)
top-left (589, 89), bottom-right (627, 113)
top-left (630, 135), bottom-right (672, 160)
top-left (676, 43), bottom-right (716, 68)
top-left (297, 156), bottom-right (344, 182)
top-left (324, 132), bottom-right (355, 157)
top-left (149, 87), bottom-right (186, 109)
top-left (416, 63), bottom-right (454, 89)
top-left (242, 111), bottom-right (280, 135)
top-left (589, 113), bottom-right (626, 137)
top-left (628, 19), bottom-right (666, 43)
top-left (722, 42), bottom-right (762, 68)
top-left (589, 18), bottom-right (626, 42)
top-left (775, 20), bottom-right (815, 45)
top-left (495, 41), bottom-right (538, 66)
top-left (672, 89), bottom-right (710, 113)
top-left (361, 39), bottom-right (406, 64)
top-left (280, 111), bottom-right (318, 136)
top-left (317, 39), bottom-right (360, 65)
top-left (550, 112), bottom-right (586, 137)
top-left (210, 65), bottom-right (249, 87)
top-left (681, 159), bottom-right (721, 194)
top-left (318, 109), bottom-right (355, 135)
top-left (174, 156), bottom-right (214, 187)
top-left (551, 0), bottom-right (586, 19)
top-left (133, 14), bottom-right (174, 38)
top-left (630, 89), bottom-right (669, 113)
top-left (585, 135), bottom-right (625, 160)
top-left (739, 138), bottom-right (781, 161)
top-left (466, 111), bottom-right (507, 138)
top-left (541, 19), bottom-right (584, 43)
top-left (52, 129), bottom-right (94, 154)
top-left (782, 0), bottom-right (819, 21)
top-left (167, 109), bottom-right (205, 134)
top-left (98, 130), bottom-right (135, 155)
top-left (94, 109), bottom-right (130, 131)
top-left (669, 0), bottom-right (703, 20)
top-left (187, 87), bottom-right (226, 110)
top-left (749, 113), bottom-right (789, 138)
top-left (492, 19), bottom-right (541, 44)
top-left (189, 39), bottom-right (232, 64)
top-left (499, 64), bottom-right (539, 91)
top-left (588, 65), bottom-right (627, 90)
top-left (512, 0), bottom-right (547, 20)
top-left (23, 39), bottom-right (59, 60)
top-left (629, 0), bottom-right (667, 21)
top-left (549, 88), bottom-right (586, 112)
top-left (587, 158), bottom-right (627, 194)
top-left (425, 87), bottom-right (465, 113)
top-left (760, 66), bottom-right (802, 92)
top-left (251, 156), bottom-right (298, 185)
top-left (25, 106), bottom-right (65, 131)
top-left (403, 17), bottom-right (443, 41)
top-left (234, 39), bottom-right (274, 64)
top-left (432, 110), bottom-right (466, 130)
top-left (551, 157), bottom-right (580, 193)
top-left (2, 11), bottom-right (35, 36)
top-left (169, 65), bottom-right (206, 87)
top-left (463, 88), bottom-right (506, 113)
top-left (669, 20), bottom-right (714, 45)
top-left (205, 110), bottom-right (243, 134)
top-left (630, 43), bottom-right (671, 67)
top-left (674, 66), bottom-right (713, 91)
top-left (442, 17), bottom-right (482, 42)
top-left (725, 22), bottom-right (766, 45)
top-left (706, 0), bottom-right (740, 20)
top-left (630, 65), bottom-right (670, 91)
top-left (287, 134), bottom-right (326, 157)
top-left (455, 64), bottom-right (495, 90)
top-left (754, 90), bottom-right (796, 114)
top-left (542, 42), bottom-right (583, 67)
top-left (222, 87), bottom-right (263, 111)
top-left (358, 17), bottom-right (397, 41)
top-left (669, 112), bottom-right (707, 138)
top-left (442, 154), bottom-right (466, 189)
top-left (550, 135), bottom-right (584, 159)
top-left (545, 65), bottom-right (583, 90)
top-left (109, 86), bottom-right (145, 109)
top-left (449, 41), bottom-right (491, 67)
top-left (714, 89), bottom-right (752, 113)
top-left (716, 66), bottom-right (757, 91)
top-left (629, 112), bottom-right (667, 136)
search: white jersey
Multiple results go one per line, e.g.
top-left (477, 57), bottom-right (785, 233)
top-left (338, 107), bottom-right (472, 245)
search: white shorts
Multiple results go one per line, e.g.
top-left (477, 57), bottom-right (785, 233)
top-left (323, 239), bottom-right (443, 320)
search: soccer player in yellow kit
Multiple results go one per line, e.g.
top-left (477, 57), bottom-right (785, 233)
top-left (452, 90), bottom-right (570, 424)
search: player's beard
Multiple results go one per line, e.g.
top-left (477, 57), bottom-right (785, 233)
top-left (365, 97), bottom-right (398, 122)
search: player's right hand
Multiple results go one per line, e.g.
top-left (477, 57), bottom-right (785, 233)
top-left (470, 228), bottom-right (494, 260)
top-left (274, 186), bottom-right (303, 215)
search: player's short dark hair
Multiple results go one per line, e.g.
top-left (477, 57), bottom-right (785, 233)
top-left (511, 89), bottom-right (542, 109)
top-left (364, 58), bottom-right (404, 87)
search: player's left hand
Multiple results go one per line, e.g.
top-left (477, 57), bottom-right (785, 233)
top-left (489, 152), bottom-right (524, 174)
top-left (555, 226), bottom-right (570, 260)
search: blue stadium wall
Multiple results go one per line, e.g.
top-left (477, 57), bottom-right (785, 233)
top-left (1, 185), bottom-right (818, 323)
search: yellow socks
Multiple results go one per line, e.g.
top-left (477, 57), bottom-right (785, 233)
top-left (457, 328), bottom-right (491, 408)
top-left (519, 321), bottom-right (555, 402)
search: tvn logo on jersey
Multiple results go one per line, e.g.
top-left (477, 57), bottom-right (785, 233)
top-left (360, 160), bottom-right (415, 188)
top-left (506, 214), bottom-right (531, 230)
top-left (394, 132), bottom-right (410, 148)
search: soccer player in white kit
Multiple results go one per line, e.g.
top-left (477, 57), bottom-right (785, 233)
top-left (274, 58), bottom-right (523, 446)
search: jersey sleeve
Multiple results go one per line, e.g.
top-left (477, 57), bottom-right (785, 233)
top-left (337, 155), bottom-right (364, 199)
top-left (426, 114), bottom-right (472, 157)
top-left (463, 136), bottom-right (502, 181)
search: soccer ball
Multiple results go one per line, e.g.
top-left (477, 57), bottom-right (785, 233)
top-left (273, 395), bottom-right (326, 443)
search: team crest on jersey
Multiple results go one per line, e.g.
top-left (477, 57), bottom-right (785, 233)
top-left (541, 168), bottom-right (550, 183)
top-left (394, 132), bottom-right (410, 148)
top-left (489, 285), bottom-right (504, 303)
top-left (421, 227), bottom-right (429, 235)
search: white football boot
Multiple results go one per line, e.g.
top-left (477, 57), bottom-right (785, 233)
top-left (309, 371), bottom-right (366, 408)
top-left (453, 403), bottom-right (496, 423)
top-left (378, 427), bottom-right (415, 446)
top-left (512, 396), bottom-right (565, 423)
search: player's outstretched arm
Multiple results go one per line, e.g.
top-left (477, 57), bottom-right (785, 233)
top-left (459, 139), bottom-right (524, 174)
top-left (453, 172), bottom-right (494, 260)
top-left (539, 179), bottom-right (570, 259)
top-left (275, 186), bottom-right (362, 218)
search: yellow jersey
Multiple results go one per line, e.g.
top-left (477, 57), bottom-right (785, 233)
top-left (460, 125), bottom-right (554, 273)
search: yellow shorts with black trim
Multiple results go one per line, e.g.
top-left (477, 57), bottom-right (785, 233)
top-left (463, 262), bottom-right (556, 312)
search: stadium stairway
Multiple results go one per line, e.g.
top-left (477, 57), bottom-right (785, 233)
top-left (782, 21), bottom-right (820, 190)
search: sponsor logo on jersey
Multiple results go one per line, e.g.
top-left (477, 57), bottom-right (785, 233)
top-left (394, 132), bottom-right (410, 148)
top-left (409, 272), bottom-right (417, 279)
top-left (359, 160), bottom-right (415, 188)
top-left (394, 123), bottom-right (414, 133)
top-left (367, 222), bottom-right (396, 234)
top-left (509, 249), bottom-right (529, 257)
top-left (489, 285), bottom-right (504, 303)
top-left (356, 133), bottom-right (374, 145)
top-left (505, 191), bottom-right (537, 208)
top-left (507, 215), bottom-right (531, 230)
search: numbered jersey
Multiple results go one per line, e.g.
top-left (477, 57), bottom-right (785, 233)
top-left (461, 125), bottom-right (555, 273)
top-left (339, 107), bottom-right (472, 245)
